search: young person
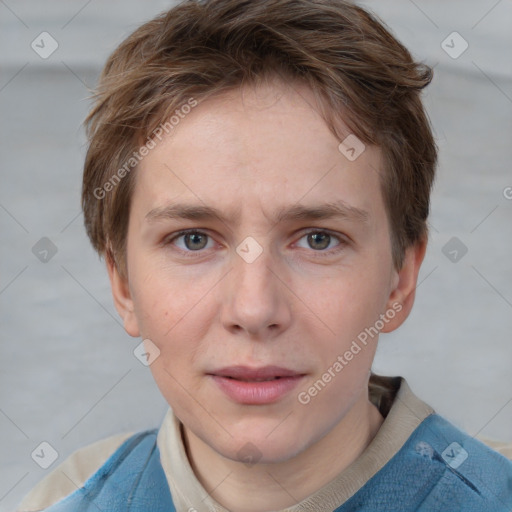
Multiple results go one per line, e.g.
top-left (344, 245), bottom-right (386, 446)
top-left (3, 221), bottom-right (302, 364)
top-left (18, 0), bottom-right (512, 510)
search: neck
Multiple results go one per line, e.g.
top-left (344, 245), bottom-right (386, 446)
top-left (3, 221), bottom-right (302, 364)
top-left (182, 393), bottom-right (384, 512)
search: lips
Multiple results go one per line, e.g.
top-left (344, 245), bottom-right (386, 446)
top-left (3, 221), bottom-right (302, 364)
top-left (208, 366), bottom-right (305, 405)
top-left (212, 365), bottom-right (302, 381)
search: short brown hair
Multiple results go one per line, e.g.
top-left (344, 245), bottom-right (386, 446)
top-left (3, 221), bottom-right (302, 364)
top-left (82, 0), bottom-right (437, 278)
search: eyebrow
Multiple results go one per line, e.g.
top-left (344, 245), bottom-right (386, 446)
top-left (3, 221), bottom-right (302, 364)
top-left (145, 200), bottom-right (369, 225)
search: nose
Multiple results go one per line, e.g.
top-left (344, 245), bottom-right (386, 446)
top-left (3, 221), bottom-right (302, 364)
top-left (220, 242), bottom-right (292, 339)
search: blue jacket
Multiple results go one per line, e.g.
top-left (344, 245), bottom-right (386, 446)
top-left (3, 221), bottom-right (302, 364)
top-left (42, 414), bottom-right (512, 511)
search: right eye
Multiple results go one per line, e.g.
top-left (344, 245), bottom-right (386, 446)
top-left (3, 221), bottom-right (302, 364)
top-left (166, 230), bottom-right (215, 253)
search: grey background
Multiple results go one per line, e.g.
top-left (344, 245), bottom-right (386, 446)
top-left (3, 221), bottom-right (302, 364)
top-left (1, 0), bottom-right (511, 510)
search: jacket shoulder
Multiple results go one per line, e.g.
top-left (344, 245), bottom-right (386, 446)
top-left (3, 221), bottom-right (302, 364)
top-left (340, 414), bottom-right (512, 511)
top-left (17, 431), bottom-right (135, 512)
top-left (415, 414), bottom-right (512, 511)
top-left (30, 429), bottom-right (174, 511)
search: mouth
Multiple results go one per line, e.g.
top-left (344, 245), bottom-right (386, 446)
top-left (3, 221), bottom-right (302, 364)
top-left (224, 376), bottom-right (286, 382)
top-left (208, 366), bottom-right (305, 405)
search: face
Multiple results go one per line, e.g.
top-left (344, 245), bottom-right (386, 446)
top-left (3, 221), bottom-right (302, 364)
top-left (109, 80), bottom-right (423, 464)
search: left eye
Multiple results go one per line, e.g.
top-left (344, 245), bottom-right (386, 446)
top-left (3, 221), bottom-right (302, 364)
top-left (171, 231), bottom-right (214, 251)
top-left (296, 231), bottom-right (343, 251)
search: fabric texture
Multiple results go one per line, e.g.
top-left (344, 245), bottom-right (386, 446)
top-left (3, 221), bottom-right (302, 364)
top-left (17, 432), bottom-right (134, 512)
top-left (32, 415), bottom-right (512, 512)
top-left (336, 414), bottom-right (512, 511)
top-left (38, 430), bottom-right (175, 512)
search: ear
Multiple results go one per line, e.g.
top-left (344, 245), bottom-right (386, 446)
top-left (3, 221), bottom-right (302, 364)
top-left (106, 252), bottom-right (140, 337)
top-left (381, 237), bottom-right (427, 333)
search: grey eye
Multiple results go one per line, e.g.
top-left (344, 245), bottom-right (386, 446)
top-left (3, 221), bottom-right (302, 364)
top-left (173, 231), bottom-right (213, 251)
top-left (307, 232), bottom-right (331, 250)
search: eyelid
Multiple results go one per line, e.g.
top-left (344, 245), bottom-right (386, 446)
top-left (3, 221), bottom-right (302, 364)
top-left (295, 227), bottom-right (346, 240)
top-left (164, 229), bottom-right (218, 255)
top-left (293, 228), bottom-right (348, 252)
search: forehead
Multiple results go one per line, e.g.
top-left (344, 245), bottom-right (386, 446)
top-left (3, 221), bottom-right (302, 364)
top-left (132, 81), bottom-right (384, 227)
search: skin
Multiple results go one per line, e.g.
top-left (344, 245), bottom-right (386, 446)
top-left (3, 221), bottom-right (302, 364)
top-left (107, 79), bottom-right (426, 512)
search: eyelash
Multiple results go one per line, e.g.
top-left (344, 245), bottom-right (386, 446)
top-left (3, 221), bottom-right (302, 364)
top-left (164, 229), bottom-right (348, 258)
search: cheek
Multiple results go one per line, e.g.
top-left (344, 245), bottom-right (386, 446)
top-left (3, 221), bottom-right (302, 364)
top-left (129, 268), bottom-right (220, 396)
top-left (132, 274), bottom-right (211, 412)
top-left (130, 262), bottom-right (209, 337)
top-left (303, 264), bottom-right (390, 340)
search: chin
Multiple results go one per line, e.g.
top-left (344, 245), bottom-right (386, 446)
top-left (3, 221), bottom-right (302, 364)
top-left (217, 426), bottom-right (311, 465)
